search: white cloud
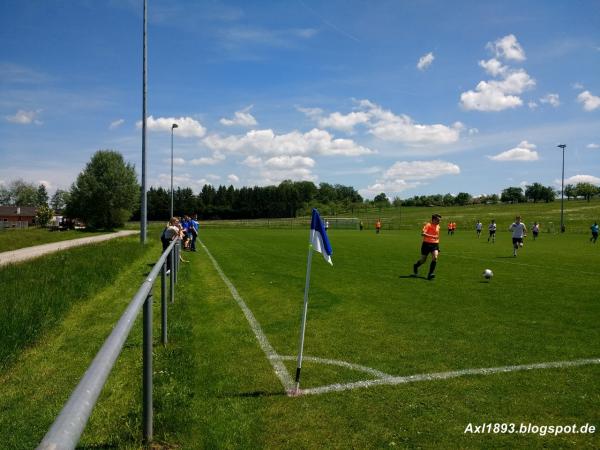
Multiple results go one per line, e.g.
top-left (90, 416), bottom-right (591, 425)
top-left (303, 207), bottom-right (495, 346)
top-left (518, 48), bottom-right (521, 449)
top-left (172, 157), bottom-right (186, 166)
top-left (489, 140), bottom-right (539, 161)
top-left (317, 111), bottom-right (370, 132)
top-left (540, 93), bottom-right (560, 107)
top-left (361, 160), bottom-right (460, 197)
top-left (460, 70), bottom-right (535, 111)
top-left (6, 109), bottom-right (42, 125)
top-left (241, 155), bottom-right (317, 185)
top-left (227, 174), bottom-right (240, 184)
top-left (299, 100), bottom-right (461, 145)
top-left (468, 128), bottom-right (479, 135)
top-left (220, 106), bottom-right (258, 127)
top-left (562, 174), bottom-right (600, 185)
top-left (577, 90), bottom-right (600, 111)
top-left (109, 119), bottom-right (125, 130)
top-left (137, 116), bottom-right (207, 138)
top-left (572, 82), bottom-right (584, 90)
top-left (487, 34), bottom-right (526, 61)
top-left (361, 100), bottom-right (462, 145)
top-left (203, 128), bottom-right (373, 157)
top-left (417, 52), bottom-right (434, 71)
top-left (297, 106), bottom-right (323, 118)
top-left (586, 143), bottom-right (599, 149)
top-left (478, 58), bottom-right (508, 76)
top-left (528, 101), bottom-right (538, 109)
top-left (189, 152), bottom-right (226, 166)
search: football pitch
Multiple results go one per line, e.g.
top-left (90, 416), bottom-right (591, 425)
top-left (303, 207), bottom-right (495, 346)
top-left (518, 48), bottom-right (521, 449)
top-left (196, 227), bottom-right (599, 447)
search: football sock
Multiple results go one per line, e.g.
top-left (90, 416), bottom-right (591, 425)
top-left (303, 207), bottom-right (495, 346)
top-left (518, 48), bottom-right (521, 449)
top-left (428, 261), bottom-right (436, 275)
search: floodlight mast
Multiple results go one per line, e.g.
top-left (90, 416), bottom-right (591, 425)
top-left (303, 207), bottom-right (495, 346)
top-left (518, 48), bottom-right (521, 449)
top-left (170, 123), bottom-right (178, 218)
top-left (558, 144), bottom-right (566, 233)
top-left (140, 0), bottom-right (148, 244)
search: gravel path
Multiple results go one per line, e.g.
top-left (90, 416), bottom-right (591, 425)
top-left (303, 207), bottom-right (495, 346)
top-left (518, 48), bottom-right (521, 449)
top-left (0, 230), bottom-right (139, 267)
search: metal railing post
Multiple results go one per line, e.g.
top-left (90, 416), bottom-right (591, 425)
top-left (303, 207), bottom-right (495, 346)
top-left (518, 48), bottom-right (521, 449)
top-left (161, 262), bottom-right (167, 345)
top-left (143, 293), bottom-right (153, 444)
top-left (174, 242), bottom-right (179, 284)
top-left (170, 246), bottom-right (175, 303)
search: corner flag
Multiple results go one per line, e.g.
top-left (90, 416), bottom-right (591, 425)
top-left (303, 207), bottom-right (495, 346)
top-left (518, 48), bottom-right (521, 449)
top-left (310, 208), bottom-right (333, 265)
top-left (293, 208), bottom-right (334, 395)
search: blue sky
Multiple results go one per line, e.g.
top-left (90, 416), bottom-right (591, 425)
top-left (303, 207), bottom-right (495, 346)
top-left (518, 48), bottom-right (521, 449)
top-left (1, 0), bottom-right (599, 199)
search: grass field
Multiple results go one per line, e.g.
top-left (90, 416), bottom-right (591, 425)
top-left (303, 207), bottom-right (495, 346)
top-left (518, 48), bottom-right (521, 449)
top-left (1, 220), bottom-right (598, 448)
top-left (186, 227), bottom-right (599, 448)
top-left (0, 227), bottom-right (107, 252)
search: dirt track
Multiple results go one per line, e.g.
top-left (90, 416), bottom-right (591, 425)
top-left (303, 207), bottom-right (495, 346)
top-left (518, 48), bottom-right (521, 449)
top-left (0, 230), bottom-right (139, 267)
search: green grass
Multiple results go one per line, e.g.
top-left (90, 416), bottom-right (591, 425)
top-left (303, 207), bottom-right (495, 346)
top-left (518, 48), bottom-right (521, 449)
top-left (0, 236), bottom-right (147, 370)
top-left (1, 219), bottom-right (598, 448)
top-left (0, 231), bottom-right (169, 448)
top-left (0, 227), bottom-right (107, 252)
top-left (165, 228), bottom-right (598, 448)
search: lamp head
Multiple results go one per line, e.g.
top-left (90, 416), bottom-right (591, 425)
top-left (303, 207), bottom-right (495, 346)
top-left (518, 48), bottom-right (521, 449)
top-left (557, 144), bottom-right (566, 150)
top-left (172, 123), bottom-right (178, 129)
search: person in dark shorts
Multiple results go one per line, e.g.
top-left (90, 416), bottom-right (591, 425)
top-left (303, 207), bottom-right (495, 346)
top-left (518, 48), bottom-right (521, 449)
top-left (413, 213), bottom-right (441, 280)
top-left (591, 222), bottom-right (599, 243)
top-left (487, 219), bottom-right (497, 243)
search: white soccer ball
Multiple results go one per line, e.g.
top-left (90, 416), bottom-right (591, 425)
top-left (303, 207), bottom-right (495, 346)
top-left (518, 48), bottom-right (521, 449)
top-left (483, 269), bottom-right (493, 279)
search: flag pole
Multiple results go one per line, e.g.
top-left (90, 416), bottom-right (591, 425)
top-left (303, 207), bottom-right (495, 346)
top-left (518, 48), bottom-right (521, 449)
top-left (294, 242), bottom-right (313, 393)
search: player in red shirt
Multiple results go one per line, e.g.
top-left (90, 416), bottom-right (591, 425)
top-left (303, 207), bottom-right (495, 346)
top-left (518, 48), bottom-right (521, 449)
top-left (413, 213), bottom-right (441, 280)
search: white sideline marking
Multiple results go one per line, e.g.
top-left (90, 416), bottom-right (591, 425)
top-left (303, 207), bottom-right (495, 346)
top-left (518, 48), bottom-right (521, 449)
top-left (300, 358), bottom-right (600, 396)
top-left (199, 240), bottom-right (294, 390)
top-left (277, 355), bottom-right (393, 379)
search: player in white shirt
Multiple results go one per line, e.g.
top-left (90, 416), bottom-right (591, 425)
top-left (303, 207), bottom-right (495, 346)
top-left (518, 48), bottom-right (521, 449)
top-left (509, 216), bottom-right (527, 257)
top-left (475, 220), bottom-right (483, 238)
top-left (487, 220), bottom-right (497, 243)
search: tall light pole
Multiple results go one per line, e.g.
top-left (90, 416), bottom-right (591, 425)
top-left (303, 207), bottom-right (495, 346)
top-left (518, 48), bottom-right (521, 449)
top-left (140, 0), bottom-right (148, 244)
top-left (557, 144), bottom-right (566, 233)
top-left (170, 123), bottom-right (178, 218)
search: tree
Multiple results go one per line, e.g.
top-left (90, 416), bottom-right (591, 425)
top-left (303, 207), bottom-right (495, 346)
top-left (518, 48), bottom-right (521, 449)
top-left (525, 182), bottom-right (547, 203)
top-left (575, 182), bottom-right (599, 202)
top-left (455, 192), bottom-right (472, 206)
top-left (501, 187), bottom-right (525, 203)
top-left (35, 205), bottom-right (54, 227)
top-left (36, 184), bottom-right (49, 206)
top-left (540, 185), bottom-right (556, 203)
top-left (5, 179), bottom-right (38, 206)
top-left (51, 189), bottom-right (70, 212)
top-left (66, 150), bottom-right (139, 229)
top-left (373, 192), bottom-right (391, 207)
top-left (564, 184), bottom-right (576, 200)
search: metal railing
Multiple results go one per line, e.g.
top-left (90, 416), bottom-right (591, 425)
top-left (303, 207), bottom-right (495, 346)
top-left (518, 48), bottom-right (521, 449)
top-left (38, 238), bottom-right (182, 449)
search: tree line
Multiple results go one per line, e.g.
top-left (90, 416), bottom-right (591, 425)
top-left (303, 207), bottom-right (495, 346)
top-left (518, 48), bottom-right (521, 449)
top-left (2, 149), bottom-right (599, 229)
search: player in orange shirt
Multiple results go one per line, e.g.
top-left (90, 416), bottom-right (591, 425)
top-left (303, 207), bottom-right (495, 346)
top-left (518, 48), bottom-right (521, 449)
top-left (413, 213), bottom-right (442, 280)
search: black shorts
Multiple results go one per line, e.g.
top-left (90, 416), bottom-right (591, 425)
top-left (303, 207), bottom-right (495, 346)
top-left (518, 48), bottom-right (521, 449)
top-left (489, 230), bottom-right (496, 235)
top-left (512, 237), bottom-right (523, 245)
top-left (421, 242), bottom-right (440, 255)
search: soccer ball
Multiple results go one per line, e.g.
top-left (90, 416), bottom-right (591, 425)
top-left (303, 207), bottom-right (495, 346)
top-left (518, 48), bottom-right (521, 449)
top-left (483, 269), bottom-right (493, 279)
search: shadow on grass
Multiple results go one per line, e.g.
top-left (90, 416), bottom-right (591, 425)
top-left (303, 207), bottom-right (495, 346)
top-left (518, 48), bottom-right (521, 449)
top-left (496, 256), bottom-right (517, 259)
top-left (219, 390), bottom-right (286, 398)
top-left (398, 275), bottom-right (428, 280)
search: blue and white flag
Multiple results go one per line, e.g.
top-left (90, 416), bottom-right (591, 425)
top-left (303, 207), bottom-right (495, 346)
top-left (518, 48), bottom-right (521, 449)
top-left (310, 208), bottom-right (333, 265)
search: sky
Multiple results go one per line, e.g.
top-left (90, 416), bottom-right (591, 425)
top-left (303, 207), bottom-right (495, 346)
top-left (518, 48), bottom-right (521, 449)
top-left (1, 0), bottom-right (599, 200)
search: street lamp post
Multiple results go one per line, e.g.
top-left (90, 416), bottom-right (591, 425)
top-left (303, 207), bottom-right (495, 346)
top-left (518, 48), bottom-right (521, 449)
top-left (141, 0), bottom-right (148, 245)
top-left (170, 123), bottom-right (178, 218)
top-left (557, 144), bottom-right (566, 233)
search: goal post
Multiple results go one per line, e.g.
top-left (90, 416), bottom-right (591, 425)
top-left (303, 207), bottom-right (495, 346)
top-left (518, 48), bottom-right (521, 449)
top-left (322, 217), bottom-right (360, 230)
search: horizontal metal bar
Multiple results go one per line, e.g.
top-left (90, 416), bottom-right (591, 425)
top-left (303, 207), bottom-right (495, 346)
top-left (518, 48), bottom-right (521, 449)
top-left (37, 238), bottom-right (179, 450)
